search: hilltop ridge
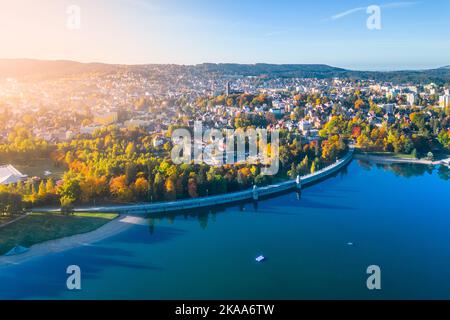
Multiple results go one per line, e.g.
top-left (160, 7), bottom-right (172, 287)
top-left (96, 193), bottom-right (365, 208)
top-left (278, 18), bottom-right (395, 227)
top-left (0, 59), bottom-right (449, 84)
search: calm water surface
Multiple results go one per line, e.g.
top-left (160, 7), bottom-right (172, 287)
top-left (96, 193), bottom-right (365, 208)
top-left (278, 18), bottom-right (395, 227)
top-left (1, 160), bottom-right (450, 299)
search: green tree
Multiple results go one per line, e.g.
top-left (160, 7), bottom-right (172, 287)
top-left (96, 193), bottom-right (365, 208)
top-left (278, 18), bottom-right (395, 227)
top-left (0, 192), bottom-right (23, 216)
top-left (58, 176), bottom-right (82, 205)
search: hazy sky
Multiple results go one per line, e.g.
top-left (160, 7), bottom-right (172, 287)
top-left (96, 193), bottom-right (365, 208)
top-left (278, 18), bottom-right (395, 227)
top-left (0, 0), bottom-right (449, 70)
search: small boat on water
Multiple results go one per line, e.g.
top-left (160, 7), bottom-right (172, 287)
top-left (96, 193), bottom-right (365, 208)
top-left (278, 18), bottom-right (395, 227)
top-left (255, 255), bottom-right (266, 263)
top-left (4, 245), bottom-right (29, 256)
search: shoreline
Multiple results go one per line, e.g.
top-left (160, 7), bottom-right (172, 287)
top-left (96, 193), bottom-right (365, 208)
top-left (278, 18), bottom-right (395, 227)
top-left (7, 149), bottom-right (443, 267)
top-left (0, 215), bottom-right (138, 267)
top-left (36, 149), bottom-right (355, 215)
top-left (0, 151), bottom-right (355, 266)
top-left (355, 153), bottom-right (450, 166)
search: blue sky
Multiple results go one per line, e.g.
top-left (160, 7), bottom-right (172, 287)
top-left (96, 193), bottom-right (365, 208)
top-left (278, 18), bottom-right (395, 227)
top-left (1, 0), bottom-right (449, 70)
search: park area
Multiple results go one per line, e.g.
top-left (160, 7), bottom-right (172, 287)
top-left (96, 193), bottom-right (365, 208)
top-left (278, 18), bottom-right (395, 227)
top-left (0, 212), bottom-right (118, 256)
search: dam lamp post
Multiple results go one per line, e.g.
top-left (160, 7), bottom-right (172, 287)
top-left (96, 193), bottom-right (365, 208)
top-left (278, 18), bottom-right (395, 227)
top-left (252, 185), bottom-right (259, 201)
top-left (296, 175), bottom-right (302, 190)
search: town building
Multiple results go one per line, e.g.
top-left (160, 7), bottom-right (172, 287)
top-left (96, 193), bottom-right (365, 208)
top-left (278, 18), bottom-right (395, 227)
top-left (439, 95), bottom-right (450, 108)
top-left (298, 120), bottom-right (312, 134)
top-left (406, 93), bottom-right (416, 106)
top-left (380, 103), bottom-right (396, 114)
top-left (0, 165), bottom-right (28, 185)
top-left (93, 112), bottom-right (118, 126)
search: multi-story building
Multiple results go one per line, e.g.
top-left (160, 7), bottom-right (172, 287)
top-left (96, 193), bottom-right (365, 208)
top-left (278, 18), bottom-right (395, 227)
top-left (406, 93), bottom-right (416, 106)
top-left (380, 103), bottom-right (396, 114)
top-left (439, 95), bottom-right (450, 108)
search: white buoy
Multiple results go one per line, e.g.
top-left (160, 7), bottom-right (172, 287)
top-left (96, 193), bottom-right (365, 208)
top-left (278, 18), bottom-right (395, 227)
top-left (255, 255), bottom-right (265, 263)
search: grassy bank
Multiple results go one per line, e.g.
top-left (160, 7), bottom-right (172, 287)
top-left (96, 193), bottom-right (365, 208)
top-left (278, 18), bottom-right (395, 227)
top-left (363, 151), bottom-right (417, 159)
top-left (355, 149), bottom-right (450, 161)
top-left (0, 216), bottom-right (16, 226)
top-left (0, 212), bottom-right (118, 256)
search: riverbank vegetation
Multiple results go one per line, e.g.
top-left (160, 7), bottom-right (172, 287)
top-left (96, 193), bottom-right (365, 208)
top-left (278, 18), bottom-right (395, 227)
top-left (321, 106), bottom-right (450, 159)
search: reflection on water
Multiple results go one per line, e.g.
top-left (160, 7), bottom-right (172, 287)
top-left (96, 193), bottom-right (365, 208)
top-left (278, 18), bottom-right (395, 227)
top-left (438, 166), bottom-right (450, 181)
top-left (147, 189), bottom-right (305, 232)
top-left (148, 202), bottom-right (254, 232)
top-left (145, 160), bottom-right (446, 235)
top-left (358, 160), bottom-right (449, 179)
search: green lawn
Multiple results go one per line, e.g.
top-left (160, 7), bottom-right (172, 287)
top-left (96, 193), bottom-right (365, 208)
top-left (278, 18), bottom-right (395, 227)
top-left (0, 216), bottom-right (16, 226)
top-left (356, 149), bottom-right (450, 161)
top-left (354, 148), bottom-right (416, 159)
top-left (0, 212), bottom-right (118, 256)
top-left (13, 159), bottom-right (66, 180)
top-left (366, 151), bottom-right (417, 159)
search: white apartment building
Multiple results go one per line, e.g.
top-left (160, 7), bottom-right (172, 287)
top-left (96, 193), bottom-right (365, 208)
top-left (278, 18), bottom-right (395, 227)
top-left (406, 93), bottom-right (416, 106)
top-left (439, 95), bottom-right (450, 108)
top-left (380, 103), bottom-right (396, 114)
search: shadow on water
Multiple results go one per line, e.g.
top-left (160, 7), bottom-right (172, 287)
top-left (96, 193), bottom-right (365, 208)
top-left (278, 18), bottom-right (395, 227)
top-left (148, 206), bottom-right (231, 232)
top-left (112, 225), bottom-right (187, 245)
top-left (0, 244), bottom-right (163, 300)
top-left (260, 195), bottom-right (356, 213)
top-left (0, 224), bottom-right (194, 299)
top-left (270, 198), bottom-right (355, 211)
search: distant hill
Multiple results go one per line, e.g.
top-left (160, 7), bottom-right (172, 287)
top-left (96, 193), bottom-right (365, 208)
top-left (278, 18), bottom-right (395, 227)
top-left (192, 63), bottom-right (348, 78)
top-left (191, 63), bottom-right (450, 84)
top-left (0, 59), bottom-right (449, 84)
top-left (354, 67), bottom-right (450, 85)
top-left (0, 59), bottom-right (123, 80)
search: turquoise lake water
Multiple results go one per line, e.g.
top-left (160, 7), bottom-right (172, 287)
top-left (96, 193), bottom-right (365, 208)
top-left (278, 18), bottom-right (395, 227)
top-left (1, 160), bottom-right (450, 300)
